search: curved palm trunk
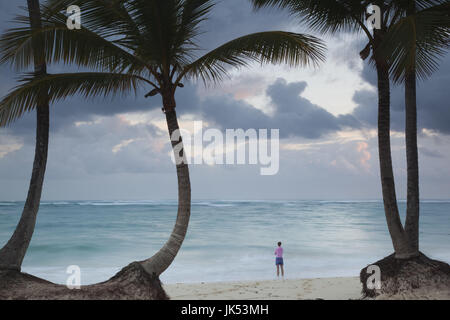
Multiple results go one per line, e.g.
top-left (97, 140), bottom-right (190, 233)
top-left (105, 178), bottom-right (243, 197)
top-left (404, 69), bottom-right (420, 254)
top-left (140, 95), bottom-right (191, 276)
top-left (0, 0), bottom-right (49, 271)
top-left (375, 59), bottom-right (412, 259)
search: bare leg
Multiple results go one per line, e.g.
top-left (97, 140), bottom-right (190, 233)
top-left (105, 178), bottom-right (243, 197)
top-left (281, 265), bottom-right (284, 277)
top-left (276, 264), bottom-right (280, 277)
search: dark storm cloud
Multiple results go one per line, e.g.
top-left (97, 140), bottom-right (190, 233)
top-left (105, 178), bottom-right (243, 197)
top-left (198, 78), bottom-right (361, 139)
top-left (416, 55), bottom-right (450, 134)
top-left (7, 75), bottom-right (361, 141)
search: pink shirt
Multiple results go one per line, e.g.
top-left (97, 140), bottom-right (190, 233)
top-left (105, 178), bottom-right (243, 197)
top-left (274, 247), bottom-right (283, 258)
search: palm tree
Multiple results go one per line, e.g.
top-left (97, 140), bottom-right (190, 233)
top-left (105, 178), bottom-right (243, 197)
top-left (252, 0), bottom-right (450, 297)
top-left (377, 0), bottom-right (449, 254)
top-left (0, 0), bottom-right (325, 298)
top-left (251, 0), bottom-right (415, 258)
top-left (0, 0), bottom-right (50, 271)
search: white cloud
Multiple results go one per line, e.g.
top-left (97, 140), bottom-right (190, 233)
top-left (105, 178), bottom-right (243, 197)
top-left (112, 139), bottom-right (137, 154)
top-left (0, 135), bottom-right (23, 159)
top-left (0, 143), bottom-right (22, 158)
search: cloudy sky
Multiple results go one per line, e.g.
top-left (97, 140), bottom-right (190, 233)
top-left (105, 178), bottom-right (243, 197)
top-left (0, 0), bottom-right (449, 201)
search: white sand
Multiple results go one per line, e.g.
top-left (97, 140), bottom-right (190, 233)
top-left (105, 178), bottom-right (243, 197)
top-left (164, 277), bottom-right (362, 300)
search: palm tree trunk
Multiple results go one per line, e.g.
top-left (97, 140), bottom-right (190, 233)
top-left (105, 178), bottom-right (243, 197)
top-left (404, 69), bottom-right (420, 254)
top-left (375, 60), bottom-right (412, 259)
top-left (403, 1), bottom-right (420, 256)
top-left (0, 0), bottom-right (49, 271)
top-left (140, 94), bottom-right (191, 276)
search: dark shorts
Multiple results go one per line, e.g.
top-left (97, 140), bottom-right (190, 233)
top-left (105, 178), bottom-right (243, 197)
top-left (275, 257), bottom-right (284, 265)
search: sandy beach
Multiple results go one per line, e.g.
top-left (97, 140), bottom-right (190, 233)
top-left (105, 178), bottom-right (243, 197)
top-left (164, 277), bottom-right (362, 300)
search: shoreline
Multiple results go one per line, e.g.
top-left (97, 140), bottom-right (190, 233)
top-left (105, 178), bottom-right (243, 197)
top-left (163, 277), bottom-right (363, 300)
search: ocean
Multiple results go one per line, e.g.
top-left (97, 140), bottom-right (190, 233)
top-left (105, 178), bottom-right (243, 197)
top-left (0, 200), bottom-right (449, 285)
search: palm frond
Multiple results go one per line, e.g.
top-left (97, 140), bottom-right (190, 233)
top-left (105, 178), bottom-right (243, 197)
top-left (179, 31), bottom-right (326, 84)
top-left (0, 7), bottom-right (151, 75)
top-left (379, 3), bottom-right (450, 83)
top-left (251, 0), bottom-right (367, 35)
top-left (0, 72), bottom-right (147, 126)
top-left (174, 0), bottom-right (214, 49)
top-left (44, 0), bottom-right (142, 40)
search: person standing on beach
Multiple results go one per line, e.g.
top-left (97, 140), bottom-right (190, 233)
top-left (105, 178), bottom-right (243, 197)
top-left (274, 242), bottom-right (284, 278)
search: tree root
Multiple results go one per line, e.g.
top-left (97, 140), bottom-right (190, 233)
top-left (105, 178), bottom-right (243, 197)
top-left (360, 252), bottom-right (450, 299)
top-left (0, 262), bottom-right (169, 300)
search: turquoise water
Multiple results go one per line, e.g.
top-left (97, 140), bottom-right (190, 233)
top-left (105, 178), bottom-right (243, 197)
top-left (0, 200), bottom-right (449, 285)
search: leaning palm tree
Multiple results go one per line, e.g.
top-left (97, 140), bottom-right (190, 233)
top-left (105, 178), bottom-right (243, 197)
top-left (252, 0), bottom-right (450, 297)
top-left (0, 0), bottom-right (325, 299)
top-left (0, 0), bottom-right (50, 272)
